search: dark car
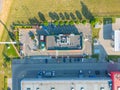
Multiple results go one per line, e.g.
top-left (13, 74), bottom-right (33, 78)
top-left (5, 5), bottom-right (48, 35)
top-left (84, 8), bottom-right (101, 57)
top-left (95, 70), bottom-right (100, 75)
top-left (37, 71), bottom-right (42, 78)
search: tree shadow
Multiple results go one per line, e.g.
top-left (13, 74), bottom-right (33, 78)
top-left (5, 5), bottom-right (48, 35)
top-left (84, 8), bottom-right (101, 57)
top-left (49, 12), bottom-right (59, 20)
top-left (38, 12), bottom-right (46, 22)
top-left (2, 53), bottom-right (11, 63)
top-left (49, 12), bottom-right (55, 20)
top-left (59, 12), bottom-right (65, 20)
top-left (0, 20), bottom-right (15, 40)
top-left (28, 31), bottom-right (34, 37)
top-left (75, 10), bottom-right (82, 20)
top-left (53, 12), bottom-right (59, 20)
top-left (70, 12), bottom-right (76, 20)
top-left (81, 1), bottom-right (94, 21)
top-left (8, 87), bottom-right (11, 90)
top-left (64, 12), bottom-right (70, 20)
top-left (28, 17), bottom-right (39, 24)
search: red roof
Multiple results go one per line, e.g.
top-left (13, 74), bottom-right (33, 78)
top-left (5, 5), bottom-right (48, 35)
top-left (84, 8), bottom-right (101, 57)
top-left (110, 72), bottom-right (120, 90)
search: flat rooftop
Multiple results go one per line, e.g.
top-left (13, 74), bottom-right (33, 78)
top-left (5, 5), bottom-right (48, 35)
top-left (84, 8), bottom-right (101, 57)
top-left (110, 72), bottom-right (120, 90)
top-left (114, 30), bottom-right (120, 51)
top-left (21, 78), bottom-right (111, 90)
top-left (46, 34), bottom-right (82, 50)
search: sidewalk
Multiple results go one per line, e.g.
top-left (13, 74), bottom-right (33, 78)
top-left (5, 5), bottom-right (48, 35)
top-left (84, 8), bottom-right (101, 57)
top-left (8, 78), bottom-right (12, 90)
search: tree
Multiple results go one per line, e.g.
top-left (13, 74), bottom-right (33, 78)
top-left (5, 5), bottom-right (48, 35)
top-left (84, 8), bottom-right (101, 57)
top-left (43, 21), bottom-right (49, 26)
top-left (69, 20), bottom-right (74, 25)
top-left (54, 21), bottom-right (59, 26)
top-left (75, 20), bottom-right (80, 24)
top-left (82, 20), bottom-right (86, 24)
top-left (31, 35), bottom-right (35, 40)
top-left (64, 21), bottom-right (69, 25)
top-left (59, 21), bottom-right (64, 26)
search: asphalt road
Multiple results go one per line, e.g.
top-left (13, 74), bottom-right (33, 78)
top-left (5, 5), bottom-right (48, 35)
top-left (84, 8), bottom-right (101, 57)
top-left (12, 59), bottom-right (120, 90)
top-left (0, 0), bottom-right (2, 13)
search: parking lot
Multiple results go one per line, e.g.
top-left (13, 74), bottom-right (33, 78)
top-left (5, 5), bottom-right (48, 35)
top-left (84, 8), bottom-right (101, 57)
top-left (12, 59), bottom-right (117, 90)
top-left (19, 23), bottom-right (92, 56)
top-left (99, 18), bottom-right (120, 55)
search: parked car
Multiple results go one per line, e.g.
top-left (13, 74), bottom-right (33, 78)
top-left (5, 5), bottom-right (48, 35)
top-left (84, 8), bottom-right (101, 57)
top-left (37, 71), bottom-right (42, 78)
top-left (81, 87), bottom-right (84, 90)
top-left (42, 71), bottom-right (55, 77)
top-left (95, 70), bottom-right (100, 75)
top-left (100, 87), bottom-right (104, 90)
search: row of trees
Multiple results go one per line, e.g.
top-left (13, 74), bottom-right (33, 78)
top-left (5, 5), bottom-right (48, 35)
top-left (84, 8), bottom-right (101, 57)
top-left (43, 19), bottom-right (88, 26)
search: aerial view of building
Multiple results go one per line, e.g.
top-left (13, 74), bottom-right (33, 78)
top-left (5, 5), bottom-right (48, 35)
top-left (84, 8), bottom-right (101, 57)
top-left (1, 0), bottom-right (120, 90)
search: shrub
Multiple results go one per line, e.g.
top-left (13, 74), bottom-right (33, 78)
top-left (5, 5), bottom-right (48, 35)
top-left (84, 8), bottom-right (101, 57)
top-left (59, 21), bottom-right (64, 26)
top-left (90, 18), bottom-right (99, 26)
top-left (13, 25), bottom-right (33, 30)
top-left (82, 20), bottom-right (87, 25)
top-left (75, 20), bottom-right (80, 24)
top-left (69, 20), bottom-right (74, 25)
top-left (64, 21), bottom-right (69, 25)
top-left (54, 21), bottom-right (59, 26)
top-left (4, 76), bottom-right (7, 90)
top-left (43, 21), bottom-right (49, 26)
top-left (31, 35), bottom-right (35, 40)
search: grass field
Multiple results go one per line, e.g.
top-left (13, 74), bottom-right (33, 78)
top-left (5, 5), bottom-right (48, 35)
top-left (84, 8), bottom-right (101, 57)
top-left (6, 0), bottom-right (120, 27)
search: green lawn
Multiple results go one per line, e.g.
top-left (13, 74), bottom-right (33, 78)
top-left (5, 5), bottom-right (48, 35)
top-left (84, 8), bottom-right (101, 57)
top-left (106, 55), bottom-right (120, 62)
top-left (6, 0), bottom-right (120, 28)
top-left (92, 28), bottom-right (101, 39)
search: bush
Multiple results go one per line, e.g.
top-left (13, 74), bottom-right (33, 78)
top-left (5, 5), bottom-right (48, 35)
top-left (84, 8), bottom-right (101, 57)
top-left (4, 76), bottom-right (7, 90)
top-left (69, 20), bottom-right (74, 25)
top-left (91, 54), bottom-right (99, 60)
top-left (90, 18), bottom-right (99, 26)
top-left (54, 21), bottom-right (59, 26)
top-left (14, 25), bottom-right (33, 30)
top-left (43, 21), bottom-right (49, 26)
top-left (92, 28), bottom-right (100, 39)
top-left (106, 55), bottom-right (120, 62)
top-left (82, 20), bottom-right (87, 25)
top-left (64, 21), bottom-right (69, 25)
top-left (75, 20), bottom-right (80, 24)
top-left (59, 21), bottom-right (64, 26)
top-left (31, 35), bottom-right (35, 40)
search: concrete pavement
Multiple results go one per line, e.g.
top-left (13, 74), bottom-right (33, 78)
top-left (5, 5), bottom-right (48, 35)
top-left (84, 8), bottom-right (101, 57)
top-left (12, 58), bottom-right (120, 90)
top-left (0, 0), bottom-right (2, 13)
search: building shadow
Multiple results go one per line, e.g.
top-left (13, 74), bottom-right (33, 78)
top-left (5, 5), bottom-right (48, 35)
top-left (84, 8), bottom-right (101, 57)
top-left (94, 44), bottom-right (107, 62)
top-left (80, 1), bottom-right (94, 21)
top-left (103, 18), bottom-right (113, 39)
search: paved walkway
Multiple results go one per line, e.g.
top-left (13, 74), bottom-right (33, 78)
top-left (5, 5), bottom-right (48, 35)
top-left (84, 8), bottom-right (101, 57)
top-left (0, 0), bottom-right (2, 13)
top-left (8, 78), bottom-right (12, 90)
